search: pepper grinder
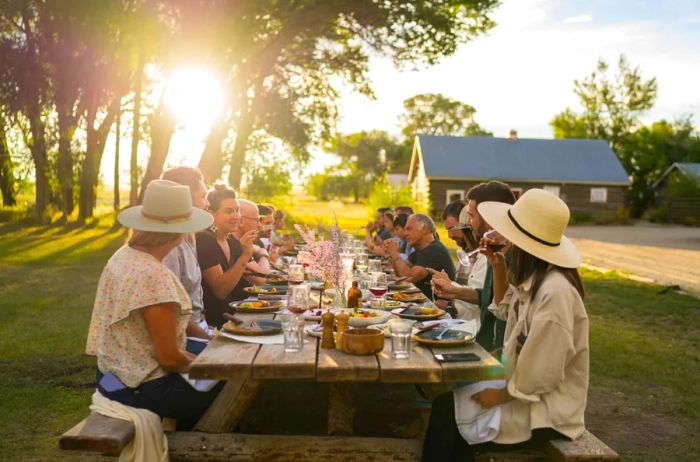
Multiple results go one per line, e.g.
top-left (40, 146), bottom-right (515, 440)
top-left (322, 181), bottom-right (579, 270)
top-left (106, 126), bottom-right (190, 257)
top-left (335, 310), bottom-right (350, 349)
top-left (321, 311), bottom-right (336, 349)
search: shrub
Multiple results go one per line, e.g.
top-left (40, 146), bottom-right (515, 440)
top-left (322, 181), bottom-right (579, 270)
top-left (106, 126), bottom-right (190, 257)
top-left (649, 205), bottom-right (668, 223)
top-left (570, 211), bottom-right (593, 224)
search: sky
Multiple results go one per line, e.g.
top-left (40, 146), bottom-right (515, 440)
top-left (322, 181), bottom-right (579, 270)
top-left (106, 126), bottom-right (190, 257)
top-left (101, 0), bottom-right (700, 185)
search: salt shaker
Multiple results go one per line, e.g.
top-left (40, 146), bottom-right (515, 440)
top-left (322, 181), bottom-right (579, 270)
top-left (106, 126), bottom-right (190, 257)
top-left (335, 310), bottom-right (350, 348)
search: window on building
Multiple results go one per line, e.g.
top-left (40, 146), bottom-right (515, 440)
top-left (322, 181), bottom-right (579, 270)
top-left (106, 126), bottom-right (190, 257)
top-left (590, 187), bottom-right (608, 203)
top-left (446, 189), bottom-right (465, 204)
top-left (543, 185), bottom-right (560, 197)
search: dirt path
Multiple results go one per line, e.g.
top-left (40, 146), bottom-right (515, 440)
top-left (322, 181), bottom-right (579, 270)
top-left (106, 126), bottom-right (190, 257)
top-left (568, 224), bottom-right (700, 296)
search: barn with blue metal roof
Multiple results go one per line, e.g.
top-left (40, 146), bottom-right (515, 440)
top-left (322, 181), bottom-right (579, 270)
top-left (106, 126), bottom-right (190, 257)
top-left (408, 132), bottom-right (630, 219)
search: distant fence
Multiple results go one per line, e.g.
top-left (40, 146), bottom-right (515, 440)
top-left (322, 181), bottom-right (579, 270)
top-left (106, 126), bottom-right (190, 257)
top-left (667, 197), bottom-right (700, 225)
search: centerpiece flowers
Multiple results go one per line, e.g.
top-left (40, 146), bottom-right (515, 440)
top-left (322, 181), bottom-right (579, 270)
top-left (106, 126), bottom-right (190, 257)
top-left (295, 221), bottom-right (347, 307)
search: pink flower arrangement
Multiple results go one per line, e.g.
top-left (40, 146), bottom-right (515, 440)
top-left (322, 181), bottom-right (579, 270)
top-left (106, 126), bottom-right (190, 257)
top-left (294, 222), bottom-right (346, 288)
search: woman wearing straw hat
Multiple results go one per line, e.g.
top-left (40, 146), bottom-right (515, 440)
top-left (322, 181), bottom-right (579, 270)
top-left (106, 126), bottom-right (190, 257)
top-left (86, 180), bottom-right (223, 430)
top-left (422, 189), bottom-right (589, 461)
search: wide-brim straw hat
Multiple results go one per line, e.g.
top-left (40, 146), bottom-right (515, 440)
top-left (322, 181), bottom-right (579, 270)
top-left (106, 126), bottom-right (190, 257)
top-left (118, 179), bottom-right (213, 233)
top-left (477, 188), bottom-right (582, 268)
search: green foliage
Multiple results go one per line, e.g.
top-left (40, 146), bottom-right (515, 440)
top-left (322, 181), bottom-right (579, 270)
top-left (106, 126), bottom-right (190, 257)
top-left (306, 168), bottom-right (355, 201)
top-left (367, 176), bottom-right (421, 214)
top-left (243, 163), bottom-right (293, 200)
top-left (666, 170), bottom-right (700, 198)
top-left (570, 210), bottom-right (594, 224)
top-left (648, 204), bottom-right (668, 223)
top-left (399, 93), bottom-right (492, 141)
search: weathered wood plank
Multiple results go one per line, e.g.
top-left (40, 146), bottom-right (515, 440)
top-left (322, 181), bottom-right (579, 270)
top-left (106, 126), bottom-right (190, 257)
top-left (188, 336), bottom-right (259, 380)
top-left (435, 342), bottom-right (505, 382)
top-left (316, 345), bottom-right (379, 382)
top-left (252, 340), bottom-right (318, 380)
top-left (327, 383), bottom-right (354, 435)
top-left (194, 379), bottom-right (261, 433)
top-left (377, 340), bottom-right (442, 383)
top-left (167, 432), bottom-right (422, 462)
top-left (59, 413), bottom-right (134, 456)
top-left (545, 430), bottom-right (620, 462)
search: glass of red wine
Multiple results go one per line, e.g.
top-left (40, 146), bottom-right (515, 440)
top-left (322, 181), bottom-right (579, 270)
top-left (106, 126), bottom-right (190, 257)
top-left (483, 229), bottom-right (509, 253)
top-left (287, 283), bottom-right (310, 316)
top-left (369, 272), bottom-right (388, 308)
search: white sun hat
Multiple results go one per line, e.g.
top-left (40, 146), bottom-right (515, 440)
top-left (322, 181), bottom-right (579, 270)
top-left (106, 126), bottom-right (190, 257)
top-left (118, 179), bottom-right (213, 233)
top-left (477, 188), bottom-right (582, 268)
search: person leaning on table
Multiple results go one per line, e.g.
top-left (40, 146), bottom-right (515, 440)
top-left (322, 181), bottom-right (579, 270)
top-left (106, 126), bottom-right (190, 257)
top-left (422, 188), bottom-right (589, 462)
top-left (86, 180), bottom-right (224, 431)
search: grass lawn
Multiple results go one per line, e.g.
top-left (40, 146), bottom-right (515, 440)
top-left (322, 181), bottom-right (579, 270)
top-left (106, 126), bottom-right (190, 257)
top-left (0, 201), bottom-right (699, 461)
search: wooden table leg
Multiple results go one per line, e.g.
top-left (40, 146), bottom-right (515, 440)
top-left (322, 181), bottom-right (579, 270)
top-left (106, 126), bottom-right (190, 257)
top-left (194, 379), bottom-right (261, 433)
top-left (327, 383), bottom-right (355, 435)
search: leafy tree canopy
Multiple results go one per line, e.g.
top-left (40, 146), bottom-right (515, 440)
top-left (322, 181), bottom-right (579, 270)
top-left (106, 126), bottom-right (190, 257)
top-left (399, 93), bottom-right (492, 141)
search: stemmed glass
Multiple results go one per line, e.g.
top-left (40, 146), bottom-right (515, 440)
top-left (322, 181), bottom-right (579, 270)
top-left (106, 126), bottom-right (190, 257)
top-left (287, 283), bottom-right (311, 316)
top-left (368, 259), bottom-right (383, 274)
top-left (482, 229), bottom-right (509, 253)
top-left (369, 272), bottom-right (388, 308)
top-left (288, 264), bottom-right (305, 286)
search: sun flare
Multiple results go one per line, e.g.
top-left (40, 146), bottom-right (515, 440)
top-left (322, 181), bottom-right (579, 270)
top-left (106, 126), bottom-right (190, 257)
top-left (164, 67), bottom-right (223, 137)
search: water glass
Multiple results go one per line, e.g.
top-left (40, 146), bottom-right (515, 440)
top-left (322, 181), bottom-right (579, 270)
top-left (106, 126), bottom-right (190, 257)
top-left (368, 259), bottom-right (383, 273)
top-left (288, 264), bottom-right (305, 285)
top-left (388, 319), bottom-right (414, 359)
top-left (280, 314), bottom-right (304, 353)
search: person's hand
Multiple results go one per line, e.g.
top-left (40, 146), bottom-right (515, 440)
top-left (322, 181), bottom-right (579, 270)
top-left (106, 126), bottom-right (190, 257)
top-left (383, 239), bottom-right (399, 258)
top-left (365, 221), bottom-right (375, 233)
top-left (471, 387), bottom-right (510, 409)
top-left (239, 230), bottom-right (257, 258)
top-left (480, 236), bottom-right (508, 268)
top-left (373, 245), bottom-right (387, 257)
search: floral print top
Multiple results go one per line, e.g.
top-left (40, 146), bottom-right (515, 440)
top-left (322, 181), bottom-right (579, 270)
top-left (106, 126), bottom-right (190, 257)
top-left (86, 245), bottom-right (192, 388)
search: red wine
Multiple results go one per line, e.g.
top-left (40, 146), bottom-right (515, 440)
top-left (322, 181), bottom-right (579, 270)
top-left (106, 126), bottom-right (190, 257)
top-left (487, 243), bottom-right (506, 253)
top-left (288, 305), bottom-right (306, 314)
top-left (288, 279), bottom-right (304, 285)
top-left (369, 287), bottom-right (387, 296)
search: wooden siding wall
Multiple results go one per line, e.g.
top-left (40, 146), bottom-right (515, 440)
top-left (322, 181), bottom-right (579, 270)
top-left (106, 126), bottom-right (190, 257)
top-left (428, 179), bottom-right (627, 219)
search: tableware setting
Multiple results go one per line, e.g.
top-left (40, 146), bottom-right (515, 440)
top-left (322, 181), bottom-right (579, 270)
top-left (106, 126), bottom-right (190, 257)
top-left (338, 328), bottom-right (385, 355)
top-left (220, 319), bottom-right (283, 336)
top-left (388, 291), bottom-right (427, 303)
top-left (229, 299), bottom-right (285, 313)
top-left (243, 285), bottom-right (288, 295)
top-left (391, 305), bottom-right (446, 320)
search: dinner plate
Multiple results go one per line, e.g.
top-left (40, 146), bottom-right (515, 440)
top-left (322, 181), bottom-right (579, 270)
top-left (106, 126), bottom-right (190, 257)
top-left (222, 319), bottom-right (282, 336)
top-left (387, 281), bottom-right (413, 291)
top-left (412, 328), bottom-right (475, 347)
top-left (243, 285), bottom-right (287, 295)
top-left (229, 299), bottom-right (284, 314)
top-left (378, 299), bottom-right (409, 309)
top-left (389, 292), bottom-right (427, 303)
top-left (391, 306), bottom-right (446, 320)
top-left (333, 308), bottom-right (391, 327)
top-left (304, 324), bottom-right (325, 338)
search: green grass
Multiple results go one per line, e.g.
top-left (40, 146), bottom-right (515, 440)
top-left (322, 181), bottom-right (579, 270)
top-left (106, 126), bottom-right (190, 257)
top-left (0, 198), bottom-right (699, 461)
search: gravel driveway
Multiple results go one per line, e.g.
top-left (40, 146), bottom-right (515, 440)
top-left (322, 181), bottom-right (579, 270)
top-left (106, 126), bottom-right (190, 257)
top-left (567, 224), bottom-right (700, 296)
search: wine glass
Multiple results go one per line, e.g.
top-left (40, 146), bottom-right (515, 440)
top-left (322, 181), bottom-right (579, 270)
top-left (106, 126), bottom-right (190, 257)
top-left (287, 283), bottom-right (311, 316)
top-left (355, 253), bottom-right (369, 274)
top-left (483, 229), bottom-right (509, 253)
top-left (368, 259), bottom-right (383, 274)
top-left (288, 264), bottom-right (305, 286)
top-left (369, 272), bottom-right (388, 308)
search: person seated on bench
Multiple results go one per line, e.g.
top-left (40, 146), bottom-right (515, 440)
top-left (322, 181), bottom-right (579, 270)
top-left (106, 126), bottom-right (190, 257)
top-left (86, 180), bottom-right (224, 431)
top-left (422, 189), bottom-right (589, 462)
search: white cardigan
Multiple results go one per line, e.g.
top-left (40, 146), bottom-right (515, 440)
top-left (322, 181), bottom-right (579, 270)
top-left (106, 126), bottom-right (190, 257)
top-left (488, 269), bottom-right (589, 444)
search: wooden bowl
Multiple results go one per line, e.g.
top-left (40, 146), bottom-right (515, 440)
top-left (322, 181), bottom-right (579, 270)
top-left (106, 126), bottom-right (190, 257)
top-left (340, 328), bottom-right (385, 355)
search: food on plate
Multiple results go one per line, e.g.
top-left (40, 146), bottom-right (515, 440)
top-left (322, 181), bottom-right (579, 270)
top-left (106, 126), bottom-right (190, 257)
top-left (418, 306), bottom-right (438, 315)
top-left (246, 285), bottom-right (277, 294)
top-left (390, 292), bottom-right (423, 300)
top-left (383, 300), bottom-right (404, 308)
top-left (347, 309), bottom-right (380, 319)
top-left (238, 301), bottom-right (269, 309)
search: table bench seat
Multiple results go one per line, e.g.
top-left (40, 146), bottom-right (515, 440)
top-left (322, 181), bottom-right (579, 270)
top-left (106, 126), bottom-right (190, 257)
top-left (59, 413), bottom-right (135, 456)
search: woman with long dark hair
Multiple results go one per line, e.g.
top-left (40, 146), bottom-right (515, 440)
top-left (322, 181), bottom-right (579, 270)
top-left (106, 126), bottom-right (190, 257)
top-left (422, 189), bottom-right (589, 461)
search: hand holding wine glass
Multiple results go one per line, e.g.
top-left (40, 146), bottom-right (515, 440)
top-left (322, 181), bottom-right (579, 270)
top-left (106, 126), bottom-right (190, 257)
top-left (481, 229), bottom-right (509, 267)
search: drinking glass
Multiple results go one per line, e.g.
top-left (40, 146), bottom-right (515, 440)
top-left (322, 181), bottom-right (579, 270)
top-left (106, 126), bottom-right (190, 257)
top-left (287, 283), bottom-right (311, 315)
top-left (355, 253), bottom-right (369, 275)
top-left (288, 264), bottom-right (305, 285)
top-left (368, 259), bottom-right (383, 274)
top-left (369, 272), bottom-right (388, 308)
top-left (280, 313), bottom-right (304, 353)
top-left (340, 253), bottom-right (355, 275)
top-left (388, 319), bottom-right (414, 359)
top-left (482, 230), bottom-right (509, 253)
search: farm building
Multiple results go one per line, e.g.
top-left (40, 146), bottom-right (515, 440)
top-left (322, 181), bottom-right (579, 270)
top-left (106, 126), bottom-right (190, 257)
top-left (408, 133), bottom-right (630, 219)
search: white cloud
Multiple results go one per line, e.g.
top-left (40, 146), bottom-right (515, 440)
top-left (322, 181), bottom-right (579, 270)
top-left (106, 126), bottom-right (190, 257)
top-left (563, 14), bottom-right (593, 24)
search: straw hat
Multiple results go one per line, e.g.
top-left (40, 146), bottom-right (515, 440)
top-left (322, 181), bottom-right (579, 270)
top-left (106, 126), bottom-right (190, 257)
top-left (477, 188), bottom-right (581, 268)
top-left (118, 179), bottom-right (213, 233)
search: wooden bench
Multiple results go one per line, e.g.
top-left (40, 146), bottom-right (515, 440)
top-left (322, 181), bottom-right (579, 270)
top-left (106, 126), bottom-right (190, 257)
top-left (60, 416), bottom-right (619, 462)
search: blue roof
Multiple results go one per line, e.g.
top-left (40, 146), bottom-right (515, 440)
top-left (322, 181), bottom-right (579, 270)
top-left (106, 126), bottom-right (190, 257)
top-left (415, 135), bottom-right (630, 185)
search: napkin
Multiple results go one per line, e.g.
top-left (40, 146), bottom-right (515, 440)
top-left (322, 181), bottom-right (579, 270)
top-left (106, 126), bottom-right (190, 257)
top-left (453, 380), bottom-right (506, 444)
top-left (180, 373), bottom-right (219, 392)
top-left (217, 330), bottom-right (285, 345)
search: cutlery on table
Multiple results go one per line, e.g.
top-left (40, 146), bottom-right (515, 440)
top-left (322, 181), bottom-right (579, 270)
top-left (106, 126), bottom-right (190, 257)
top-left (434, 327), bottom-right (450, 340)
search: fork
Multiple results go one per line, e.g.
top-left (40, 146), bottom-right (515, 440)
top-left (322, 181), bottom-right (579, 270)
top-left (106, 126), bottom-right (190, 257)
top-left (435, 327), bottom-right (450, 340)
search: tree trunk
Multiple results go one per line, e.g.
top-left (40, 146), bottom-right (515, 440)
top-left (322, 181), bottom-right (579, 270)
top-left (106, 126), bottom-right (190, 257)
top-left (138, 102), bottom-right (175, 203)
top-left (78, 98), bottom-right (121, 222)
top-left (56, 110), bottom-right (78, 219)
top-left (114, 103), bottom-right (121, 212)
top-left (0, 116), bottom-right (17, 206)
top-left (28, 111), bottom-right (49, 215)
top-left (129, 46), bottom-right (144, 206)
top-left (198, 119), bottom-right (228, 183)
top-left (227, 113), bottom-right (254, 190)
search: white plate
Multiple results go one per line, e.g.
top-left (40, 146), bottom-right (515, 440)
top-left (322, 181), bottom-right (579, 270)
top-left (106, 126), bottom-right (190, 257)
top-left (332, 308), bottom-right (391, 327)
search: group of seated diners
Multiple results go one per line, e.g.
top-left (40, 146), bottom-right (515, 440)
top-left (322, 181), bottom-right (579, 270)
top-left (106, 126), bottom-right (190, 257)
top-left (86, 171), bottom-right (589, 462)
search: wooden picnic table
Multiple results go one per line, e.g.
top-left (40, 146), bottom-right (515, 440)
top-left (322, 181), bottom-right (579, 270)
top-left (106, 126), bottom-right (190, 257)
top-left (170, 299), bottom-right (505, 461)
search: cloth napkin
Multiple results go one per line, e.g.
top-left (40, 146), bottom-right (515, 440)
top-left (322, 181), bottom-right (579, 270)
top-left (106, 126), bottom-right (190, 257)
top-left (90, 390), bottom-right (168, 462)
top-left (453, 380), bottom-right (506, 444)
top-left (216, 330), bottom-right (285, 344)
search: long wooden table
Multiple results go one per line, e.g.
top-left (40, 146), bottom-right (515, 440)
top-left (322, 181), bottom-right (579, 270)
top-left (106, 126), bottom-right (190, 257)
top-left (170, 306), bottom-right (504, 461)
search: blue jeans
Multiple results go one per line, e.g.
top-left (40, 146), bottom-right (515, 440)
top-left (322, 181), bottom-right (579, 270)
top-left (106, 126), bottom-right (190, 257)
top-left (96, 371), bottom-right (223, 430)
